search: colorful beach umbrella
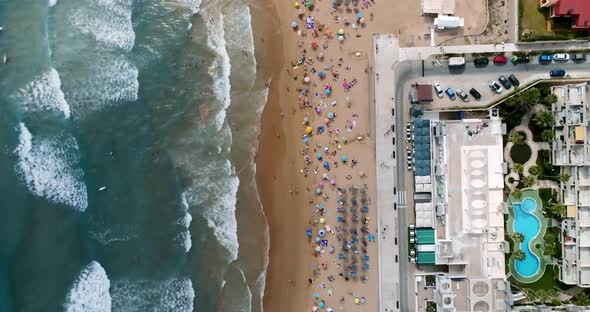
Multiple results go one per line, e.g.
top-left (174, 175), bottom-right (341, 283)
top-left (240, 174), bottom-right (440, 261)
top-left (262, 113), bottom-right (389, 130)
top-left (356, 12), bottom-right (362, 19)
top-left (319, 301), bottom-right (325, 309)
top-left (323, 162), bottom-right (329, 168)
top-left (291, 21), bottom-right (298, 28)
top-left (294, 1), bottom-right (300, 8)
top-left (330, 179), bottom-right (336, 185)
top-left (354, 298), bottom-right (360, 304)
top-left (325, 89), bottom-right (331, 95)
top-left (318, 229), bottom-right (326, 236)
top-left (317, 152), bottom-right (322, 159)
top-left (319, 218), bottom-right (325, 224)
top-left (337, 28), bottom-right (344, 35)
top-left (338, 35), bottom-right (344, 42)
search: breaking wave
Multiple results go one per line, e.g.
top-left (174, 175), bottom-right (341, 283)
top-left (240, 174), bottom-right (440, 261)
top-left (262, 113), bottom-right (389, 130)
top-left (14, 123), bottom-right (88, 211)
top-left (11, 67), bottom-right (71, 119)
top-left (177, 192), bottom-right (193, 253)
top-left (111, 278), bottom-right (195, 312)
top-left (69, 0), bottom-right (135, 52)
top-left (64, 261), bottom-right (111, 312)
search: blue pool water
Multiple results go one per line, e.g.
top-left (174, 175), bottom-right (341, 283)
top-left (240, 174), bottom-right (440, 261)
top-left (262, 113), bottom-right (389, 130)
top-left (513, 197), bottom-right (541, 277)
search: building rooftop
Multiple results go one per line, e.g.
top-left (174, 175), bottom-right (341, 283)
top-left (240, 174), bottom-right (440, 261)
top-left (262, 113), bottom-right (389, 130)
top-left (421, 0), bottom-right (455, 15)
top-left (552, 0), bottom-right (590, 29)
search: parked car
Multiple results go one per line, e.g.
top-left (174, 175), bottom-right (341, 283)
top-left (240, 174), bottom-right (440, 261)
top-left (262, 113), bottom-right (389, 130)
top-left (474, 57), bottom-right (489, 66)
top-left (550, 69), bottom-right (566, 77)
top-left (573, 53), bottom-right (587, 62)
top-left (488, 80), bottom-right (503, 93)
top-left (539, 54), bottom-right (552, 63)
top-left (433, 83), bottom-right (444, 98)
top-left (498, 75), bottom-right (512, 89)
top-left (493, 55), bottom-right (508, 64)
top-left (456, 88), bottom-right (469, 102)
top-left (553, 53), bottom-right (570, 62)
top-left (508, 74), bottom-right (520, 87)
top-left (445, 87), bottom-right (456, 100)
top-left (510, 54), bottom-right (530, 64)
top-left (469, 88), bottom-right (481, 100)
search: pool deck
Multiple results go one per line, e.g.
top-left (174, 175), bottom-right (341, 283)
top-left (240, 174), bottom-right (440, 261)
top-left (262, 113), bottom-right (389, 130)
top-left (507, 189), bottom-right (549, 284)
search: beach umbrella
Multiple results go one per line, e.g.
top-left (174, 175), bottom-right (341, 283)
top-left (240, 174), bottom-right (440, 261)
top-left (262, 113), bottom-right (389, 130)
top-left (304, 76), bottom-right (311, 83)
top-left (323, 162), bottom-right (329, 169)
top-left (327, 112), bottom-right (334, 119)
top-left (341, 155), bottom-right (347, 162)
top-left (318, 71), bottom-right (326, 78)
top-left (291, 21), bottom-right (298, 28)
top-left (311, 41), bottom-right (318, 48)
top-left (318, 52), bottom-right (324, 59)
top-left (315, 246), bottom-right (321, 252)
top-left (320, 218), bottom-right (326, 224)
top-left (319, 229), bottom-right (326, 236)
top-left (337, 144), bottom-right (342, 150)
top-left (325, 89), bottom-right (331, 95)
top-left (316, 188), bottom-right (322, 194)
top-left (330, 179), bottom-right (336, 185)
top-left (360, 297), bottom-right (366, 304)
top-left (303, 136), bottom-right (309, 143)
top-left (318, 182), bottom-right (324, 188)
top-left (337, 28), bottom-right (344, 35)
top-left (359, 17), bottom-right (365, 24)
top-left (342, 81), bottom-right (349, 88)
top-left (356, 12), bottom-right (362, 19)
top-left (354, 298), bottom-right (360, 304)
top-left (312, 306), bottom-right (318, 312)
top-left (295, 1), bottom-right (300, 8)
top-left (324, 118), bottom-right (330, 124)
top-left (327, 308), bottom-right (334, 312)
top-left (303, 116), bottom-right (309, 124)
top-left (317, 152), bottom-right (322, 159)
top-left (306, 1), bottom-right (313, 8)
top-left (319, 301), bottom-right (325, 309)
top-left (325, 83), bottom-right (331, 89)
top-left (318, 203), bottom-right (324, 210)
top-left (306, 126), bottom-right (312, 134)
top-left (338, 35), bottom-right (344, 42)
top-left (313, 292), bottom-right (320, 298)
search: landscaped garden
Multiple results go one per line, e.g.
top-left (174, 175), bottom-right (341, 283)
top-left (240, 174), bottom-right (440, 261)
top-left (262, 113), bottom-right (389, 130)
top-left (519, 0), bottom-right (590, 41)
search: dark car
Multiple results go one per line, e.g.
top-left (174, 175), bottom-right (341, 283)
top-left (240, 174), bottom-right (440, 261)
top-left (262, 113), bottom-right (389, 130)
top-left (573, 53), bottom-right (587, 62)
top-left (493, 55), bottom-right (508, 64)
top-left (469, 88), bottom-right (481, 100)
top-left (498, 75), bottom-right (512, 89)
top-left (474, 57), bottom-right (489, 66)
top-left (550, 69), bottom-right (566, 77)
top-left (508, 74), bottom-right (520, 87)
top-left (539, 54), bottom-right (553, 64)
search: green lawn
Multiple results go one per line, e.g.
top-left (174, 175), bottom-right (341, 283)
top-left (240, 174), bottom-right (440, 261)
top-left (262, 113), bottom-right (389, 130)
top-left (520, 0), bottom-right (552, 38)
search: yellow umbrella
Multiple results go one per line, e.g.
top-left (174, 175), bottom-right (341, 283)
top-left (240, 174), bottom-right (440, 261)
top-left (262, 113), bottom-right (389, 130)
top-left (337, 144), bottom-right (342, 150)
top-left (354, 298), bottom-right (360, 304)
top-left (295, 1), bottom-right (300, 8)
top-left (338, 28), bottom-right (344, 35)
top-left (305, 126), bottom-right (312, 134)
top-left (319, 218), bottom-right (325, 224)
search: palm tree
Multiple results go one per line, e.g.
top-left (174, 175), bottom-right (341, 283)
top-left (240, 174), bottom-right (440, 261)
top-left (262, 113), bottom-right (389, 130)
top-left (549, 203), bottom-right (566, 217)
top-left (509, 131), bottom-right (525, 145)
top-left (560, 172), bottom-right (571, 183)
top-left (542, 93), bottom-right (559, 106)
top-left (540, 129), bottom-right (554, 142)
top-left (512, 232), bottom-right (525, 243)
top-left (523, 175), bottom-right (536, 187)
top-left (533, 111), bottom-right (555, 129)
top-left (513, 249), bottom-right (526, 261)
top-left (509, 87), bottom-right (541, 112)
top-left (529, 165), bottom-right (542, 176)
top-left (513, 163), bottom-right (524, 175)
top-left (512, 188), bottom-right (523, 200)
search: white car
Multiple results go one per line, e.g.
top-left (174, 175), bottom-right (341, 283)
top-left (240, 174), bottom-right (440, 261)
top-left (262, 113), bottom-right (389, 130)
top-left (433, 83), bottom-right (444, 98)
top-left (553, 53), bottom-right (570, 62)
top-left (488, 80), bottom-right (503, 93)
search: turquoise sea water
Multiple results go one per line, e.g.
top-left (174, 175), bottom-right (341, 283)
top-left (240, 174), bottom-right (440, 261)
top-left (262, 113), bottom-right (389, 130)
top-left (513, 198), bottom-right (541, 277)
top-left (0, 0), bottom-right (268, 311)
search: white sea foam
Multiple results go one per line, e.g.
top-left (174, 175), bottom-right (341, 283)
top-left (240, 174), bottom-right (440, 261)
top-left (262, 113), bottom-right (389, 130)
top-left (64, 261), bottom-right (111, 312)
top-left (176, 192), bottom-right (193, 253)
top-left (111, 278), bottom-right (195, 312)
top-left (183, 155), bottom-right (239, 262)
top-left (12, 67), bottom-right (71, 119)
top-left (14, 123), bottom-right (88, 211)
top-left (69, 0), bottom-right (135, 51)
top-left (48, 0), bottom-right (58, 7)
top-left (223, 2), bottom-right (257, 89)
top-left (64, 55), bottom-right (138, 119)
top-left (201, 6), bottom-right (231, 131)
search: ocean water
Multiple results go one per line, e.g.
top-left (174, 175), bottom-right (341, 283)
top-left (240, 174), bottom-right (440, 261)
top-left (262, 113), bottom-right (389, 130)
top-left (0, 0), bottom-right (269, 311)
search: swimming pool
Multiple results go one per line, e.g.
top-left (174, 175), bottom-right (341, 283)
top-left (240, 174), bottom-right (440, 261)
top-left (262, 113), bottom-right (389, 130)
top-left (512, 197), bottom-right (541, 277)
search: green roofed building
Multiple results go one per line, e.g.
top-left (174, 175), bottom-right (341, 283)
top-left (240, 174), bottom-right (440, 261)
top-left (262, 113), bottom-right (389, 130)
top-left (416, 228), bottom-right (435, 245)
top-left (417, 251), bottom-right (436, 264)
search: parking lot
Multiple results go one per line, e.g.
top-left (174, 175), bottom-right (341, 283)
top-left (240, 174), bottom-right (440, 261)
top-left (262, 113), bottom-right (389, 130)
top-left (405, 53), bottom-right (590, 111)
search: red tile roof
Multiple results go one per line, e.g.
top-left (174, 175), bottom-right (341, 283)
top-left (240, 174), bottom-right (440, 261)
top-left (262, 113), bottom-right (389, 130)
top-left (553, 0), bottom-right (590, 28)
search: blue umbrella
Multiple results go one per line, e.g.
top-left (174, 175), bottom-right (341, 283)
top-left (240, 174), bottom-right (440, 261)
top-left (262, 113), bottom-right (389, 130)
top-left (319, 301), bottom-right (325, 308)
top-left (324, 162), bottom-right (329, 168)
top-left (325, 89), bottom-right (331, 95)
top-left (318, 71), bottom-right (326, 78)
top-left (313, 292), bottom-right (320, 298)
top-left (341, 155), bottom-right (347, 162)
top-left (356, 12), bottom-right (362, 19)
top-left (327, 112), bottom-right (334, 119)
top-left (317, 153), bottom-right (322, 159)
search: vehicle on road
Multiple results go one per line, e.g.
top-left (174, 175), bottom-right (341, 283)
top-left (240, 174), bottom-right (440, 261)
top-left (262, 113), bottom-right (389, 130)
top-left (448, 56), bottom-right (466, 68)
top-left (553, 53), bottom-right (570, 62)
top-left (550, 69), bottom-right (566, 77)
top-left (498, 75), bottom-right (512, 89)
top-left (445, 87), bottom-right (456, 100)
top-left (473, 57), bottom-right (489, 66)
top-left (539, 54), bottom-right (552, 63)
top-left (469, 88), bottom-right (481, 100)
top-left (488, 80), bottom-right (503, 93)
top-left (508, 74), bottom-right (520, 87)
top-left (573, 53), bottom-right (587, 62)
top-left (433, 83), bottom-right (444, 98)
top-left (492, 55), bottom-right (508, 64)
top-left (510, 54), bottom-right (530, 64)
top-left (456, 88), bottom-right (469, 102)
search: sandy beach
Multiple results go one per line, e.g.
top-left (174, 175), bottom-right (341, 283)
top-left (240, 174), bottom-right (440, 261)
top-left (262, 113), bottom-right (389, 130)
top-left (253, 0), bottom-right (400, 310)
